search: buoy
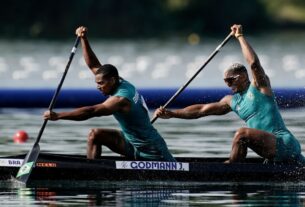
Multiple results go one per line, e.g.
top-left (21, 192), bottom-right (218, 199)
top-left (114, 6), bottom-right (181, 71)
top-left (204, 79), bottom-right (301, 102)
top-left (13, 130), bottom-right (29, 143)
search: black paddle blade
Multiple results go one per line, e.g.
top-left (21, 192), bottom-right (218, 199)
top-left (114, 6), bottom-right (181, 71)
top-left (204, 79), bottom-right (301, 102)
top-left (15, 143), bottom-right (40, 183)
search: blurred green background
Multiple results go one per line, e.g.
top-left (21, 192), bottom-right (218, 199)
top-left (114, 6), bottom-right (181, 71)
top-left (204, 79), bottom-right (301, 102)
top-left (2, 0), bottom-right (305, 39)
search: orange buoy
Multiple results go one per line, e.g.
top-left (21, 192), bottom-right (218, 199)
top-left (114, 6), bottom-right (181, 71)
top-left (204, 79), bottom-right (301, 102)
top-left (13, 130), bottom-right (29, 143)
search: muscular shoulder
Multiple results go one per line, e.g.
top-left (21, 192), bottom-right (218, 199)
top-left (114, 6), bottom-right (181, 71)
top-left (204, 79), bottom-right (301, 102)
top-left (251, 80), bottom-right (273, 97)
top-left (210, 95), bottom-right (232, 114)
top-left (106, 96), bottom-right (130, 106)
top-left (220, 95), bottom-right (233, 106)
top-left (104, 96), bottom-right (131, 113)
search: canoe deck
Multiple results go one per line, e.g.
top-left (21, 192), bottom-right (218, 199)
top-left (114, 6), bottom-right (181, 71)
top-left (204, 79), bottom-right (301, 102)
top-left (1, 153), bottom-right (304, 182)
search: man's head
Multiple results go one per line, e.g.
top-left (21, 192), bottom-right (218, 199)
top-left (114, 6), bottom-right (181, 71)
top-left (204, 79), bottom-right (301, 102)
top-left (224, 63), bottom-right (250, 93)
top-left (95, 64), bottom-right (120, 95)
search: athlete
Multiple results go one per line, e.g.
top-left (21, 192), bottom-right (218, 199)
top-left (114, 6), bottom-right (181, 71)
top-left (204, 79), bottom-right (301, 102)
top-left (155, 24), bottom-right (304, 164)
top-left (44, 26), bottom-right (175, 162)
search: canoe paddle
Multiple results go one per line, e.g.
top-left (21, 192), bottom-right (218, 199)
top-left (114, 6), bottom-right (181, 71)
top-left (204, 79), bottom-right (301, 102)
top-left (151, 33), bottom-right (233, 124)
top-left (15, 37), bottom-right (80, 184)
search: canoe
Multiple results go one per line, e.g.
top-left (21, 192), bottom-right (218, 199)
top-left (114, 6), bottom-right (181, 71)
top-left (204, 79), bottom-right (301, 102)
top-left (0, 153), bottom-right (304, 182)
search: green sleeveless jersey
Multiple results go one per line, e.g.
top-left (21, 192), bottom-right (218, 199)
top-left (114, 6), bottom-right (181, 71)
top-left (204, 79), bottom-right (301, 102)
top-left (231, 84), bottom-right (302, 161)
top-left (112, 79), bottom-right (175, 161)
top-left (231, 84), bottom-right (287, 134)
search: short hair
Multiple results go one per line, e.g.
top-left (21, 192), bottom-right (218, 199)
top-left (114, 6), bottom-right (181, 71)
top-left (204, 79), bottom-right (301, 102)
top-left (225, 63), bottom-right (247, 74)
top-left (96, 64), bottom-right (119, 79)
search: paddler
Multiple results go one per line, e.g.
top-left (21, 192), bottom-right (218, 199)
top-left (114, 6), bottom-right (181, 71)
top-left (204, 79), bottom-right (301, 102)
top-left (44, 26), bottom-right (175, 162)
top-left (155, 24), bottom-right (305, 164)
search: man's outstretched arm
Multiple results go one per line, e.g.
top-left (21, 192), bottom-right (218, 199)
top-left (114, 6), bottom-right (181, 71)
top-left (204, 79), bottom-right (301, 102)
top-left (154, 95), bottom-right (232, 119)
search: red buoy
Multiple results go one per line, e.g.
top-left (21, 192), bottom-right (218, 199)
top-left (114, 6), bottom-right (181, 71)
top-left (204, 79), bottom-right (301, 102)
top-left (13, 130), bottom-right (29, 143)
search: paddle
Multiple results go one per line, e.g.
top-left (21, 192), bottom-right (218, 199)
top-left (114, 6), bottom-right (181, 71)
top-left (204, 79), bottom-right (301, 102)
top-left (151, 33), bottom-right (233, 124)
top-left (15, 37), bottom-right (80, 184)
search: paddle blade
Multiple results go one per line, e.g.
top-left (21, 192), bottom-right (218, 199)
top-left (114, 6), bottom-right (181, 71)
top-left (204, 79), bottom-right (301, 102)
top-left (15, 143), bottom-right (40, 183)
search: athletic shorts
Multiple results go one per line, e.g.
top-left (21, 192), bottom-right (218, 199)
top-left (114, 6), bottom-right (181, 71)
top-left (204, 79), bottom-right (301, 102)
top-left (275, 132), bottom-right (305, 165)
top-left (122, 135), bottom-right (176, 162)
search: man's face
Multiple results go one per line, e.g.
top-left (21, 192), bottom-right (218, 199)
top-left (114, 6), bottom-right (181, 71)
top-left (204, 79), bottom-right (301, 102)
top-left (95, 74), bottom-right (115, 95)
top-left (223, 71), bottom-right (242, 93)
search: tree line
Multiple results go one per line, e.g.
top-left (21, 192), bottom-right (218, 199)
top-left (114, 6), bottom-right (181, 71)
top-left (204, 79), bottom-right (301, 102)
top-left (1, 0), bottom-right (305, 39)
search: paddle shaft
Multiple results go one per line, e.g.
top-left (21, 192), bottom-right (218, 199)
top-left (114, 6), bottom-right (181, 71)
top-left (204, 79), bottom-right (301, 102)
top-left (150, 33), bottom-right (233, 124)
top-left (35, 37), bottom-right (80, 144)
top-left (16, 37), bottom-right (80, 183)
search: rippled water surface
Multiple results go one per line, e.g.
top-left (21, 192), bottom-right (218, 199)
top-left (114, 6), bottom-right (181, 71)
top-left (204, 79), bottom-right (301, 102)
top-left (1, 108), bottom-right (305, 206)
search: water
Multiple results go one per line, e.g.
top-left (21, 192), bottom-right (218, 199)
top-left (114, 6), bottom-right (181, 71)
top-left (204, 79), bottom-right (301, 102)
top-left (1, 108), bottom-right (305, 206)
top-left (0, 109), bottom-right (245, 157)
top-left (1, 32), bottom-right (305, 206)
top-left (1, 31), bottom-right (305, 89)
top-left (2, 181), bottom-right (305, 206)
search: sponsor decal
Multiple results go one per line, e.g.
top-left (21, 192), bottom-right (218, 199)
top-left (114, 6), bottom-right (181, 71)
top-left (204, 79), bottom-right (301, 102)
top-left (0, 159), bottom-right (23, 167)
top-left (16, 162), bottom-right (34, 178)
top-left (247, 92), bottom-right (254, 100)
top-left (133, 91), bottom-right (139, 103)
top-left (116, 161), bottom-right (189, 171)
top-left (36, 162), bottom-right (57, 168)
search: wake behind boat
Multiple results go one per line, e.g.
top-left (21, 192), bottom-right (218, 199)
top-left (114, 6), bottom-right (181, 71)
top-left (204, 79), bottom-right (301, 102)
top-left (1, 153), bottom-right (305, 183)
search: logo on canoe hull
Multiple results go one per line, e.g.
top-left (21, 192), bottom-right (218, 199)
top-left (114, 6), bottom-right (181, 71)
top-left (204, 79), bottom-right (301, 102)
top-left (116, 161), bottom-right (189, 171)
top-left (36, 162), bottom-right (57, 168)
top-left (16, 162), bottom-right (34, 178)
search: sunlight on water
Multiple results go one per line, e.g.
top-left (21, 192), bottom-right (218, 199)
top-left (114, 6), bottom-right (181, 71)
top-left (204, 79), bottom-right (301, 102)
top-left (1, 32), bottom-right (305, 89)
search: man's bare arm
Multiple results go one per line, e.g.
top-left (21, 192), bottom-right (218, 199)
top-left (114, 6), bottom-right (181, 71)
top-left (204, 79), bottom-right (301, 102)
top-left (44, 96), bottom-right (130, 121)
top-left (76, 26), bottom-right (102, 74)
top-left (155, 95), bottom-right (232, 119)
top-left (231, 24), bottom-right (272, 95)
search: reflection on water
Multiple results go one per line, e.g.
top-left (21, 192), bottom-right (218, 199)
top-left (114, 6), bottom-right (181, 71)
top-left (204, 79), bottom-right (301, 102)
top-left (0, 108), bottom-right (305, 206)
top-left (1, 181), bottom-right (305, 206)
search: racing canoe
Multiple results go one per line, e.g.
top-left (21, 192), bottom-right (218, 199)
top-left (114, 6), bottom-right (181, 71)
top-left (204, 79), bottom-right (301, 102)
top-left (0, 153), bottom-right (304, 182)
